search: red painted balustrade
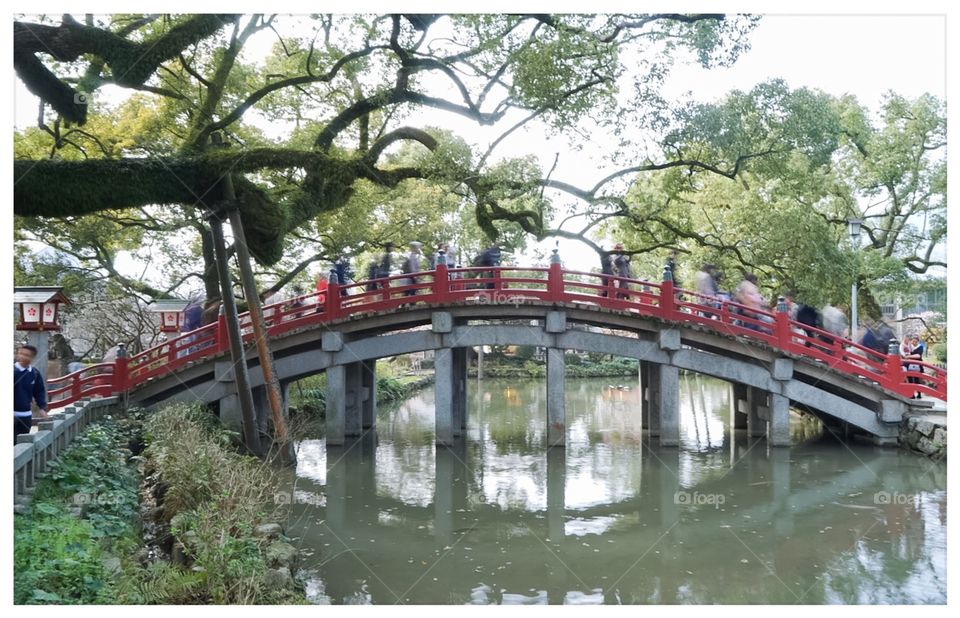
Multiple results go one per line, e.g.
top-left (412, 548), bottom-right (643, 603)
top-left (46, 263), bottom-right (947, 408)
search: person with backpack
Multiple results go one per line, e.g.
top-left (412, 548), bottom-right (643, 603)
top-left (332, 255), bottom-right (353, 296)
top-left (368, 242), bottom-right (397, 292)
top-left (474, 245), bottom-right (502, 289)
top-left (794, 302), bottom-right (822, 347)
top-left (903, 335), bottom-right (927, 399)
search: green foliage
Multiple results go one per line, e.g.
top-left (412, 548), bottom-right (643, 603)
top-left (377, 375), bottom-right (412, 402)
top-left (514, 345), bottom-right (537, 360)
top-left (932, 343), bottom-right (946, 364)
top-left (289, 372), bottom-right (421, 418)
top-left (486, 356), bottom-right (639, 379)
top-left (15, 12), bottom-right (760, 305)
top-left (14, 506), bottom-right (110, 604)
top-left (14, 417), bottom-right (141, 605)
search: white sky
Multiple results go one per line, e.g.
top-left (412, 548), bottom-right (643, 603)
top-left (12, 13), bottom-right (947, 286)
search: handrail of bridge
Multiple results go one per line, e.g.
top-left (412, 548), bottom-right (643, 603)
top-left (46, 263), bottom-right (947, 408)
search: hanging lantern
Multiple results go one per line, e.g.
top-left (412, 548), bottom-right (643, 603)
top-left (148, 299), bottom-right (190, 333)
top-left (13, 287), bottom-right (68, 331)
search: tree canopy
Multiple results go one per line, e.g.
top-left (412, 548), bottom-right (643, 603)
top-left (13, 13), bottom-right (945, 324)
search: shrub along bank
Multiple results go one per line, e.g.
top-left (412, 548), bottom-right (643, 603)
top-left (125, 403), bottom-right (303, 604)
top-left (289, 373), bottom-right (432, 417)
top-left (14, 404), bottom-right (305, 605)
top-left (472, 357), bottom-right (640, 379)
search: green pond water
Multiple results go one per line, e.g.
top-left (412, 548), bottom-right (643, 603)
top-left (284, 376), bottom-right (946, 604)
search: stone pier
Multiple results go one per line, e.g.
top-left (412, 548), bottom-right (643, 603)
top-left (325, 360), bottom-right (375, 446)
top-left (435, 347), bottom-right (469, 446)
top-left (546, 348), bottom-right (566, 447)
top-left (652, 330), bottom-right (681, 447)
top-left (731, 382), bottom-right (749, 430)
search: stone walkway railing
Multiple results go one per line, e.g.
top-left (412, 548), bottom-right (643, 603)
top-left (13, 396), bottom-right (120, 506)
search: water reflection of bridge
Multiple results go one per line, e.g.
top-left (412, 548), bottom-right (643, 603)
top-left (287, 435), bottom-right (944, 604)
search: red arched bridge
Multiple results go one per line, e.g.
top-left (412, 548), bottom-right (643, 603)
top-left (47, 263), bottom-right (946, 447)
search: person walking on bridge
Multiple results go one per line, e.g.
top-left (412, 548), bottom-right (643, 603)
top-left (734, 273), bottom-right (767, 332)
top-left (694, 263), bottom-right (720, 317)
top-left (613, 243), bottom-right (631, 299)
top-left (14, 344), bottom-right (48, 444)
top-left (431, 242), bottom-right (456, 270)
top-left (475, 244), bottom-right (502, 290)
top-left (600, 250), bottom-right (614, 298)
top-left (332, 255), bottom-right (353, 296)
top-left (372, 242), bottom-right (397, 291)
top-left (401, 241), bottom-right (424, 297)
top-left (902, 334), bottom-right (927, 399)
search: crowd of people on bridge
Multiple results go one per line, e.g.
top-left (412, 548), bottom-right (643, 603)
top-left (291, 242), bottom-right (930, 383)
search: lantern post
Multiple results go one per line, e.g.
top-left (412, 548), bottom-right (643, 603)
top-left (147, 299), bottom-right (190, 334)
top-left (13, 286), bottom-right (69, 380)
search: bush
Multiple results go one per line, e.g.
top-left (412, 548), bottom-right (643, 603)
top-left (932, 342), bottom-right (946, 364)
top-left (514, 345), bottom-right (537, 360)
top-left (377, 375), bottom-right (411, 402)
top-left (135, 403), bottom-right (298, 604)
top-left (523, 360), bottom-right (545, 378)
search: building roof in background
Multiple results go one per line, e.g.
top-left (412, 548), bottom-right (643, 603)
top-left (12, 286), bottom-right (69, 305)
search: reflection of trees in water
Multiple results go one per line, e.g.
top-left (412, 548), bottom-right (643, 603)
top-left (296, 377), bottom-right (946, 604)
top-left (817, 495), bottom-right (946, 604)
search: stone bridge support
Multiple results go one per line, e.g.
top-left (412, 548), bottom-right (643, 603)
top-left (731, 382), bottom-right (749, 430)
top-left (434, 312), bottom-right (468, 446)
top-left (746, 386), bottom-right (766, 439)
top-left (361, 360), bottom-right (377, 430)
top-left (746, 359), bottom-right (792, 447)
top-left (545, 311), bottom-right (567, 447)
top-left (325, 360), bottom-right (375, 446)
top-left (647, 330), bottom-right (680, 447)
top-left (253, 382), bottom-right (290, 438)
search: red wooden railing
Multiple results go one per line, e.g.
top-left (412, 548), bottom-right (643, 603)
top-left (46, 264), bottom-right (947, 408)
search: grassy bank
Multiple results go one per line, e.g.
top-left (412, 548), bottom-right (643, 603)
top-left (124, 403), bottom-right (303, 604)
top-left (289, 372), bottom-right (433, 417)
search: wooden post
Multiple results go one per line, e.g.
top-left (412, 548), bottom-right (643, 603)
top-left (206, 208), bottom-right (262, 456)
top-left (434, 262), bottom-right (450, 304)
top-left (660, 264), bottom-right (676, 320)
top-left (775, 296), bottom-right (791, 350)
top-left (548, 249), bottom-right (563, 303)
top-left (224, 195), bottom-right (290, 450)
